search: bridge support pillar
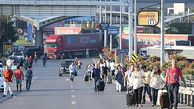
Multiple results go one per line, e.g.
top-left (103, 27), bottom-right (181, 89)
top-left (35, 28), bottom-right (43, 50)
top-left (192, 23), bottom-right (194, 34)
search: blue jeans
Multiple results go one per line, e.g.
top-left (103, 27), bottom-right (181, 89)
top-left (110, 70), bottom-right (115, 77)
top-left (151, 88), bottom-right (158, 105)
top-left (142, 84), bottom-right (152, 102)
top-left (167, 83), bottom-right (179, 108)
top-left (26, 78), bottom-right (32, 90)
top-left (93, 78), bottom-right (99, 91)
top-left (70, 72), bottom-right (74, 81)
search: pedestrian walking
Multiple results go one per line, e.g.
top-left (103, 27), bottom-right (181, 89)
top-left (29, 56), bottom-right (33, 67)
top-left (150, 65), bottom-right (163, 107)
top-left (91, 64), bottom-right (100, 92)
top-left (42, 54), bottom-right (47, 67)
top-left (2, 66), bottom-right (14, 97)
top-left (101, 63), bottom-right (108, 81)
top-left (34, 51), bottom-right (38, 63)
top-left (165, 58), bottom-right (186, 109)
top-left (110, 60), bottom-right (115, 78)
top-left (69, 62), bottom-right (76, 81)
top-left (24, 59), bottom-right (29, 71)
top-left (124, 64), bottom-right (134, 88)
top-left (25, 66), bottom-right (33, 91)
top-left (15, 66), bottom-right (24, 91)
top-left (130, 64), bottom-right (145, 107)
top-left (141, 65), bottom-right (152, 104)
top-left (115, 65), bottom-right (124, 92)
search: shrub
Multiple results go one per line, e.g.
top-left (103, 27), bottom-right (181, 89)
top-left (176, 61), bottom-right (189, 70)
top-left (148, 56), bottom-right (160, 63)
top-left (170, 54), bottom-right (186, 61)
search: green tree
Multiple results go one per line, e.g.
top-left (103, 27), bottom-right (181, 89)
top-left (166, 23), bottom-right (192, 34)
top-left (0, 16), bottom-right (18, 56)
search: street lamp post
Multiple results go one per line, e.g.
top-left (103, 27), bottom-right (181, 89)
top-left (161, 0), bottom-right (165, 66)
top-left (134, 0), bottom-right (137, 54)
top-left (110, 0), bottom-right (113, 51)
top-left (128, 0), bottom-right (133, 59)
top-left (119, 0), bottom-right (122, 50)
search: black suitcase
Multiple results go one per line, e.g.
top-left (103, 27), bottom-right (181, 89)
top-left (121, 85), bottom-right (127, 91)
top-left (84, 74), bottom-right (89, 81)
top-left (97, 80), bottom-right (105, 91)
top-left (126, 88), bottom-right (136, 106)
top-left (160, 92), bottom-right (170, 109)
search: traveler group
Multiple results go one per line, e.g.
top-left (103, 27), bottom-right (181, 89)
top-left (2, 53), bottom-right (37, 97)
top-left (88, 57), bottom-right (186, 109)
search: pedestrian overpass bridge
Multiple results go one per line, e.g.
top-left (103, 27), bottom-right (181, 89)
top-left (1, 0), bottom-right (194, 49)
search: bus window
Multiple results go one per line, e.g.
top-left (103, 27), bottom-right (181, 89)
top-left (176, 40), bottom-right (190, 46)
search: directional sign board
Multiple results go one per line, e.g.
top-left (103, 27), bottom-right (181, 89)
top-left (137, 11), bottom-right (159, 26)
top-left (108, 27), bottom-right (119, 35)
top-left (100, 24), bottom-right (109, 30)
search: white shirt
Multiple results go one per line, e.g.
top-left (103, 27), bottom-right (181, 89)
top-left (106, 60), bottom-right (110, 68)
top-left (130, 71), bottom-right (145, 89)
top-left (149, 72), bottom-right (163, 89)
top-left (88, 66), bottom-right (93, 72)
top-left (125, 70), bottom-right (132, 86)
top-left (69, 65), bottom-right (76, 74)
top-left (110, 62), bottom-right (115, 71)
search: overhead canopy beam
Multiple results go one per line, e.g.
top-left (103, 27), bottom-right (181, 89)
top-left (0, 1), bottom-right (128, 6)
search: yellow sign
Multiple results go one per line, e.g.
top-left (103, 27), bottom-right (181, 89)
top-left (137, 11), bottom-right (159, 26)
top-left (132, 54), bottom-right (138, 63)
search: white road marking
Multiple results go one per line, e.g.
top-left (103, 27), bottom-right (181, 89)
top-left (71, 89), bottom-right (74, 92)
top-left (70, 85), bottom-right (73, 88)
top-left (71, 101), bottom-right (76, 105)
top-left (66, 79), bottom-right (70, 81)
top-left (71, 95), bottom-right (75, 98)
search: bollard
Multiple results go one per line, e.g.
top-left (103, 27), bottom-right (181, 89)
top-left (185, 94), bottom-right (188, 104)
top-left (181, 93), bottom-right (184, 104)
top-left (188, 95), bottom-right (191, 106)
top-left (192, 95), bottom-right (194, 107)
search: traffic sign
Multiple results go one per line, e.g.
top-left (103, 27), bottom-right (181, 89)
top-left (108, 27), bottom-right (119, 35)
top-left (100, 24), bottom-right (109, 30)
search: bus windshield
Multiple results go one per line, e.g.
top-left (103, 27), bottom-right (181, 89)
top-left (45, 43), bottom-right (57, 48)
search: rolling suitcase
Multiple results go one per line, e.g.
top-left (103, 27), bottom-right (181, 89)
top-left (107, 75), bottom-right (112, 84)
top-left (97, 80), bottom-right (105, 91)
top-left (84, 74), bottom-right (89, 81)
top-left (126, 88), bottom-right (136, 106)
top-left (160, 92), bottom-right (170, 109)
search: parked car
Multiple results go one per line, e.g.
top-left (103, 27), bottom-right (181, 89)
top-left (0, 64), bottom-right (4, 92)
top-left (0, 74), bottom-right (4, 92)
top-left (0, 63), bottom-right (4, 74)
top-left (58, 59), bottom-right (74, 76)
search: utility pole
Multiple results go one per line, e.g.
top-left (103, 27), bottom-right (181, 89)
top-left (99, 0), bottom-right (102, 24)
top-left (134, 0), bottom-right (137, 54)
top-left (110, 0), bottom-right (113, 51)
top-left (104, 0), bottom-right (107, 47)
top-left (119, 0), bottom-right (122, 49)
top-left (128, 0), bottom-right (133, 59)
top-left (160, 0), bottom-right (165, 66)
